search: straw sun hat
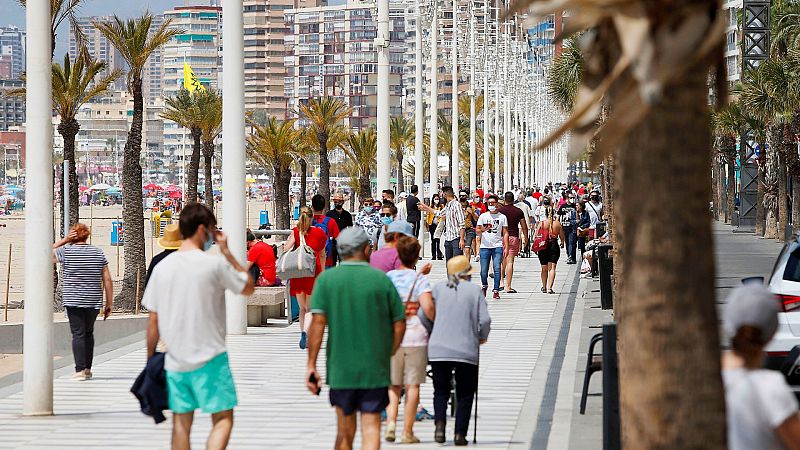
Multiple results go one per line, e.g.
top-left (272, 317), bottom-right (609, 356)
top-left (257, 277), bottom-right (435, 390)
top-left (157, 224), bottom-right (183, 250)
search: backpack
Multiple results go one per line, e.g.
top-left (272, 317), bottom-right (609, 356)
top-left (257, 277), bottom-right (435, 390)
top-left (560, 207), bottom-right (576, 228)
top-left (312, 216), bottom-right (334, 260)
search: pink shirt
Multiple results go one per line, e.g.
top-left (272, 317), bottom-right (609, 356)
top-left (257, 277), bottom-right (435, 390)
top-left (369, 247), bottom-right (401, 273)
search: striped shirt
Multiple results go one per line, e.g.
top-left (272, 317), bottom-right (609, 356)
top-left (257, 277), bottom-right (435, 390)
top-left (56, 244), bottom-right (108, 309)
top-left (442, 199), bottom-right (466, 241)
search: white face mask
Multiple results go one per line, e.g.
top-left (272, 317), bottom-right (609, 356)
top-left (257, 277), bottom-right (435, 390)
top-left (488, 205), bottom-right (497, 212)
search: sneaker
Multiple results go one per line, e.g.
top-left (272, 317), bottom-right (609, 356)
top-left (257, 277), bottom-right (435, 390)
top-left (299, 332), bottom-right (307, 350)
top-left (434, 421), bottom-right (446, 444)
top-left (482, 286), bottom-right (488, 296)
top-left (473, 255), bottom-right (479, 262)
top-left (454, 434), bottom-right (468, 446)
top-left (489, 272), bottom-right (494, 278)
top-left (71, 371), bottom-right (87, 381)
top-left (83, 369), bottom-right (92, 380)
top-left (385, 422), bottom-right (396, 442)
top-left (492, 290), bottom-right (500, 300)
top-left (399, 433), bottom-right (421, 444)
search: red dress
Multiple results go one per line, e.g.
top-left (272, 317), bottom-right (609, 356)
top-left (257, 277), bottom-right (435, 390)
top-left (289, 226), bottom-right (327, 296)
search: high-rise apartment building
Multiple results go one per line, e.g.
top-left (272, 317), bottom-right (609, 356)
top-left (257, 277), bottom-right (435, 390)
top-left (723, 0), bottom-right (741, 83)
top-left (162, 4), bottom-right (223, 168)
top-left (0, 26), bottom-right (25, 80)
top-left (69, 17), bottom-right (127, 90)
top-left (244, 0), bottom-right (325, 117)
top-left (284, 0), bottom-right (406, 129)
top-left (145, 14), bottom-right (166, 106)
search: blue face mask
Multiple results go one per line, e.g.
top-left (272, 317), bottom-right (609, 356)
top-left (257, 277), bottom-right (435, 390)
top-left (381, 216), bottom-right (393, 226)
top-left (203, 230), bottom-right (214, 251)
top-left (363, 206), bottom-right (373, 214)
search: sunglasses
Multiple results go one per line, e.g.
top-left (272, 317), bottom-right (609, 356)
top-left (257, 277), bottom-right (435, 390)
top-left (380, 213), bottom-right (392, 217)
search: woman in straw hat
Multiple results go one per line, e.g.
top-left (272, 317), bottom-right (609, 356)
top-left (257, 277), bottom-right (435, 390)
top-left (423, 255), bottom-right (491, 446)
top-left (146, 223), bottom-right (183, 285)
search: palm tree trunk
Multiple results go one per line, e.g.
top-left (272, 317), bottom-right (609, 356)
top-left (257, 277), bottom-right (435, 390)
top-left (756, 166), bottom-right (765, 235)
top-left (397, 153), bottom-right (405, 193)
top-left (764, 128), bottom-right (780, 239)
top-left (359, 173), bottom-right (371, 200)
top-left (726, 158), bottom-right (736, 224)
top-left (793, 174), bottom-right (800, 232)
top-left (118, 78), bottom-right (147, 310)
top-left (779, 155), bottom-right (789, 241)
top-left (318, 133), bottom-right (330, 208)
top-left (57, 119), bottom-right (81, 227)
top-left (300, 159), bottom-right (308, 207)
top-left (202, 141), bottom-right (214, 212)
top-left (616, 69), bottom-right (725, 448)
top-left (274, 165), bottom-right (291, 230)
top-left (186, 128), bottom-right (202, 203)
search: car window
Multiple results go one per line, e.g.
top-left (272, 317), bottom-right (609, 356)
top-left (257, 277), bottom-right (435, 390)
top-left (782, 246), bottom-right (800, 282)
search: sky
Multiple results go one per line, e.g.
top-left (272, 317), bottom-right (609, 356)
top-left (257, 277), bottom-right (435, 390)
top-left (0, 0), bottom-right (207, 57)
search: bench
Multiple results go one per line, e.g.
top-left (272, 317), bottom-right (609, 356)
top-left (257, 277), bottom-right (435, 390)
top-left (247, 286), bottom-right (287, 326)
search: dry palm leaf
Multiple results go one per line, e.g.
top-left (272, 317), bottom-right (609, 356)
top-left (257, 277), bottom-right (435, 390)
top-left (511, 0), bottom-right (725, 166)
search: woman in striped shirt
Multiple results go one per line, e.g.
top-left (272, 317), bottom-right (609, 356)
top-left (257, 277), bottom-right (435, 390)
top-left (53, 223), bottom-right (113, 381)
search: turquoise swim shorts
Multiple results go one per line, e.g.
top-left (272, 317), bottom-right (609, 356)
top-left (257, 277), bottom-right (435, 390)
top-left (166, 352), bottom-right (238, 414)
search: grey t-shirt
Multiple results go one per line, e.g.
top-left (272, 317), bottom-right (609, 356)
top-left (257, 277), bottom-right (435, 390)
top-left (142, 249), bottom-right (248, 372)
top-left (723, 367), bottom-right (799, 450)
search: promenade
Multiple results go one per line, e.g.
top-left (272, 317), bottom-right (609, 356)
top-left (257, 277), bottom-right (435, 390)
top-left (0, 255), bottom-right (580, 449)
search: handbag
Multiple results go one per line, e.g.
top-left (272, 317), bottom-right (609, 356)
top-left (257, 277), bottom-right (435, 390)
top-left (276, 231), bottom-right (316, 279)
top-left (532, 220), bottom-right (554, 253)
top-left (577, 227), bottom-right (590, 238)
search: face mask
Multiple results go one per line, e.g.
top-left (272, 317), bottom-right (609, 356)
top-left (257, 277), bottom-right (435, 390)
top-left (203, 230), bottom-right (214, 251)
top-left (474, 197), bottom-right (480, 203)
top-left (568, 198), bottom-right (575, 204)
top-left (381, 216), bottom-right (393, 226)
top-left (334, 202), bottom-right (343, 209)
top-left (488, 205), bottom-right (497, 212)
top-left (363, 206), bottom-right (373, 214)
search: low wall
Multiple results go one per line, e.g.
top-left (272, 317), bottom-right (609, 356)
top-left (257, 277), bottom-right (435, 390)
top-left (0, 315), bottom-right (148, 354)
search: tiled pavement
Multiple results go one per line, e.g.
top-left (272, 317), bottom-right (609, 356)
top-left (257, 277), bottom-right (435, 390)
top-left (0, 254), bottom-right (578, 449)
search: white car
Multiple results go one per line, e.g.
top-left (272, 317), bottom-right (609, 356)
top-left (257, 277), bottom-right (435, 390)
top-left (765, 242), bottom-right (800, 368)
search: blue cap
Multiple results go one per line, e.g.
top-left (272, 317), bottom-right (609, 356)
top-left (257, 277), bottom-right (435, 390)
top-left (387, 220), bottom-right (414, 237)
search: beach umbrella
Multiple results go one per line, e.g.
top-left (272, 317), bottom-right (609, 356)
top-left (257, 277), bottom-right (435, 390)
top-left (78, 186), bottom-right (89, 192)
top-left (89, 183), bottom-right (112, 191)
top-left (164, 184), bottom-right (181, 192)
top-left (168, 191), bottom-right (182, 199)
top-left (143, 183), bottom-right (161, 191)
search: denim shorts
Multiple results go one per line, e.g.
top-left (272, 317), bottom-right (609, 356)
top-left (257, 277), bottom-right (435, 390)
top-left (464, 228), bottom-right (476, 247)
top-left (166, 352), bottom-right (238, 414)
top-left (329, 387), bottom-right (389, 416)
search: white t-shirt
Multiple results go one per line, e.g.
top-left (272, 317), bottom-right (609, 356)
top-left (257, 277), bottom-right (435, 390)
top-left (476, 212), bottom-right (508, 249)
top-left (387, 268), bottom-right (432, 347)
top-left (396, 200), bottom-right (408, 222)
top-left (587, 201), bottom-right (603, 229)
top-left (723, 368), bottom-right (799, 450)
top-left (142, 249), bottom-right (248, 372)
top-left (514, 201), bottom-right (532, 229)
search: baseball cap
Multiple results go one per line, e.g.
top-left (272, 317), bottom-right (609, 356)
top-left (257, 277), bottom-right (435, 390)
top-left (723, 284), bottom-right (779, 341)
top-left (336, 227), bottom-right (370, 256)
top-left (387, 220), bottom-right (414, 237)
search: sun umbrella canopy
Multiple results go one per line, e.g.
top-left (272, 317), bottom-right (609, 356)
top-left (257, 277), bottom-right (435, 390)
top-left (107, 187), bottom-right (122, 194)
top-left (143, 183), bottom-right (161, 191)
top-left (89, 183), bottom-right (112, 191)
top-left (246, 176), bottom-right (256, 184)
top-left (168, 191), bottom-right (182, 199)
top-left (164, 185), bottom-right (181, 192)
top-left (79, 186), bottom-right (89, 192)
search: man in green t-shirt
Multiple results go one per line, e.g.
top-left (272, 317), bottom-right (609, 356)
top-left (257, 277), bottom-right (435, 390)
top-left (307, 227), bottom-right (406, 449)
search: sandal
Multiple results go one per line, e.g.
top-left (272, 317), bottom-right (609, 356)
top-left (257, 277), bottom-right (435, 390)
top-left (548, 289), bottom-right (556, 294)
top-left (506, 289), bottom-right (518, 294)
top-left (541, 287), bottom-right (547, 293)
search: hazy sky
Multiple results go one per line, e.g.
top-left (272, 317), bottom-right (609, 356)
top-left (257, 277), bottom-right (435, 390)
top-left (1, 0), bottom-right (209, 57)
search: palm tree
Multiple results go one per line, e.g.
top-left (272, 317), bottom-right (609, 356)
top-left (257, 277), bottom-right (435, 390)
top-left (505, 0), bottom-right (729, 446)
top-left (712, 100), bottom-right (747, 224)
top-left (294, 128), bottom-right (317, 208)
top-left (341, 129), bottom-right (377, 199)
top-left (8, 49), bottom-right (120, 226)
top-left (198, 89), bottom-right (222, 211)
top-left (18, 0), bottom-right (85, 59)
top-left (94, 13), bottom-right (182, 307)
top-left (547, 36), bottom-right (583, 112)
top-left (161, 89), bottom-right (203, 203)
top-left (390, 117), bottom-right (414, 192)
top-left (247, 117), bottom-right (297, 230)
top-left (298, 97), bottom-right (353, 206)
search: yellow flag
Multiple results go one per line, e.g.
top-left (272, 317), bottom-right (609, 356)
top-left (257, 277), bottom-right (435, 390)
top-left (183, 62), bottom-right (206, 93)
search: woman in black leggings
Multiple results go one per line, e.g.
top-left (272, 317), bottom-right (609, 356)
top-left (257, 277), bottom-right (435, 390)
top-left (428, 195), bottom-right (444, 260)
